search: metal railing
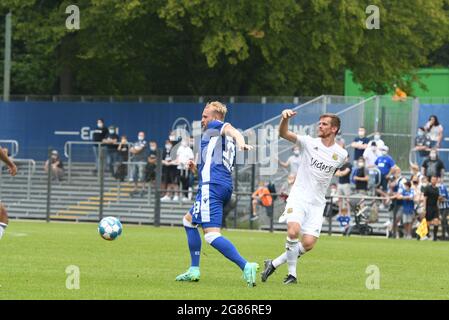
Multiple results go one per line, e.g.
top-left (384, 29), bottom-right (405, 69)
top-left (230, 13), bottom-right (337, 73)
top-left (0, 158), bottom-right (35, 199)
top-left (64, 141), bottom-right (132, 183)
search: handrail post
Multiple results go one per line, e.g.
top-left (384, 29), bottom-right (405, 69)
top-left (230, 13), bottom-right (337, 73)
top-left (27, 160), bottom-right (31, 200)
top-left (68, 143), bottom-right (72, 183)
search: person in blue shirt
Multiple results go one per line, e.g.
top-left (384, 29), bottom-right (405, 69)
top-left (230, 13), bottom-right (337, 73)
top-left (175, 101), bottom-right (259, 287)
top-left (397, 181), bottom-right (415, 239)
top-left (375, 145), bottom-right (397, 191)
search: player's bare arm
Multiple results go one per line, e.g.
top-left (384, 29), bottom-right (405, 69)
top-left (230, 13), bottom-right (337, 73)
top-left (222, 124), bottom-right (253, 151)
top-left (0, 148), bottom-right (17, 176)
top-left (279, 109), bottom-right (298, 144)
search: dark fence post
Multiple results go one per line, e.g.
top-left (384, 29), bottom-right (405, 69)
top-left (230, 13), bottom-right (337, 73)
top-left (154, 149), bottom-right (162, 227)
top-left (233, 165), bottom-right (239, 229)
top-left (249, 164), bottom-right (256, 229)
top-left (46, 147), bottom-right (52, 223)
top-left (99, 145), bottom-right (105, 221)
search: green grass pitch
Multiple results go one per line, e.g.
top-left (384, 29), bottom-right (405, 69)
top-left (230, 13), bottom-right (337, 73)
top-left (1, 220), bottom-right (449, 300)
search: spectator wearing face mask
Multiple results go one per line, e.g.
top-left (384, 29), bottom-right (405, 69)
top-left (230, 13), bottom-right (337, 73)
top-left (421, 149), bottom-right (445, 181)
top-left (161, 140), bottom-right (179, 202)
top-left (114, 135), bottom-right (129, 182)
top-left (369, 132), bottom-right (385, 150)
top-left (130, 132), bottom-right (147, 195)
top-left (414, 127), bottom-right (432, 167)
top-left (334, 156), bottom-right (352, 215)
top-left (424, 115), bottom-right (444, 149)
top-left (278, 146), bottom-right (301, 176)
top-left (102, 126), bottom-right (119, 175)
top-left (351, 127), bottom-right (369, 163)
top-left (144, 141), bottom-right (158, 187)
top-left (175, 139), bottom-right (194, 201)
top-left (353, 157), bottom-right (369, 194)
top-left (375, 145), bottom-right (396, 193)
top-left (92, 118), bottom-right (108, 174)
top-left (44, 150), bottom-right (64, 182)
top-left (363, 141), bottom-right (382, 169)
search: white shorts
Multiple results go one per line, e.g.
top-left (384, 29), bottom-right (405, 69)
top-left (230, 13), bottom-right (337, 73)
top-left (0, 224), bottom-right (5, 240)
top-left (279, 200), bottom-right (325, 238)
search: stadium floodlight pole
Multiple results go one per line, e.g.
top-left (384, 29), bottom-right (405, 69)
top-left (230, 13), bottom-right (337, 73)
top-left (46, 147), bottom-right (52, 223)
top-left (3, 12), bottom-right (12, 102)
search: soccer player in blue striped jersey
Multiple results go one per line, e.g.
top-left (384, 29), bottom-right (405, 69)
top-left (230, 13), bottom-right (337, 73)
top-left (175, 101), bottom-right (259, 287)
top-left (0, 148), bottom-right (17, 240)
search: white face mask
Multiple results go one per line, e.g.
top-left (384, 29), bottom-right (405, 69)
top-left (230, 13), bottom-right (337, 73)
top-left (169, 135), bottom-right (176, 141)
top-left (293, 150), bottom-right (299, 156)
top-left (97, 122), bottom-right (103, 129)
top-left (109, 130), bottom-right (115, 135)
top-left (417, 130), bottom-right (424, 136)
top-left (165, 144), bottom-right (171, 150)
top-left (430, 153), bottom-right (437, 160)
top-left (150, 145), bottom-right (156, 151)
top-left (382, 151), bottom-right (388, 156)
top-left (358, 162), bottom-right (364, 167)
top-left (374, 135), bottom-right (380, 141)
top-left (138, 136), bottom-right (144, 141)
top-left (358, 131), bottom-right (365, 138)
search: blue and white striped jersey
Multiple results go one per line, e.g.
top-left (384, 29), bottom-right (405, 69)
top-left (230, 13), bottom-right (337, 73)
top-left (198, 120), bottom-right (235, 188)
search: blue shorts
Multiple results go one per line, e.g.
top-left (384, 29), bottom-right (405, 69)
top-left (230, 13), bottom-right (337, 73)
top-left (189, 183), bottom-right (232, 228)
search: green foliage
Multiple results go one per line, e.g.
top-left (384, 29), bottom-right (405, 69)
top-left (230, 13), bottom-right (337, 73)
top-left (0, 0), bottom-right (448, 96)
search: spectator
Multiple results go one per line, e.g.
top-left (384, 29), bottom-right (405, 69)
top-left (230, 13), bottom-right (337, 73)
top-left (353, 157), bottom-right (369, 194)
top-left (397, 181), bottom-right (415, 239)
top-left (421, 149), bottom-right (445, 181)
top-left (144, 141), bottom-right (158, 187)
top-left (438, 180), bottom-right (449, 240)
top-left (102, 125), bottom-right (119, 175)
top-left (44, 150), bottom-right (64, 182)
top-left (392, 84), bottom-right (407, 102)
top-left (161, 140), bottom-right (179, 202)
top-left (334, 156), bottom-right (352, 215)
top-left (130, 131), bottom-right (147, 196)
top-left (251, 181), bottom-right (273, 221)
top-left (388, 167), bottom-right (407, 238)
top-left (363, 141), bottom-right (382, 168)
top-left (375, 145), bottom-right (396, 194)
top-left (424, 115), bottom-right (444, 149)
top-left (368, 132), bottom-right (385, 150)
top-left (278, 146), bottom-right (301, 176)
top-left (92, 118), bottom-right (108, 174)
top-left (176, 139), bottom-right (194, 201)
top-left (351, 127), bottom-right (369, 163)
top-left (114, 135), bottom-right (129, 181)
top-left (410, 163), bottom-right (424, 185)
top-left (414, 127), bottom-right (432, 167)
top-left (422, 176), bottom-right (442, 241)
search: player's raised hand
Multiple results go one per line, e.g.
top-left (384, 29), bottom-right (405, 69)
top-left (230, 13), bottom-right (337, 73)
top-left (281, 109), bottom-right (297, 119)
top-left (187, 159), bottom-right (196, 171)
top-left (238, 144), bottom-right (254, 151)
top-left (8, 163), bottom-right (17, 176)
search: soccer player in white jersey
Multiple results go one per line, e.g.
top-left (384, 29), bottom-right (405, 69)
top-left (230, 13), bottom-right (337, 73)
top-left (175, 101), bottom-right (260, 287)
top-left (261, 110), bottom-right (347, 284)
top-left (0, 148), bottom-right (17, 240)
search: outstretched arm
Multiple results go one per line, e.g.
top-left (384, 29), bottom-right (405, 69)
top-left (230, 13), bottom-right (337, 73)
top-left (222, 124), bottom-right (253, 151)
top-left (279, 109), bottom-right (298, 144)
top-left (0, 149), bottom-right (17, 176)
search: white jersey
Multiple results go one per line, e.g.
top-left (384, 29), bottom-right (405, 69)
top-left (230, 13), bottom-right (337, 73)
top-left (288, 135), bottom-right (348, 207)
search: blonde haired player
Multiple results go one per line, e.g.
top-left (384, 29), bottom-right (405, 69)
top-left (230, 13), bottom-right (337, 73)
top-left (175, 101), bottom-right (260, 287)
top-left (0, 148), bottom-right (17, 240)
top-left (261, 110), bottom-right (347, 284)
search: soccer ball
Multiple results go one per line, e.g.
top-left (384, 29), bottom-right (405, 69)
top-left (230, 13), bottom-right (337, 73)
top-left (98, 217), bottom-right (123, 241)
